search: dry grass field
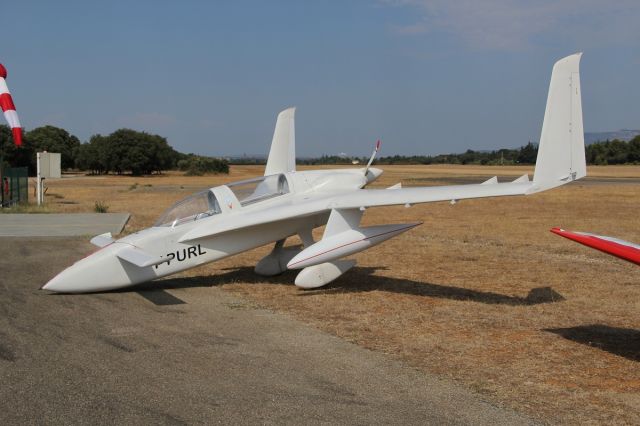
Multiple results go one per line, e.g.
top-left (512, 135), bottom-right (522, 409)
top-left (20, 165), bottom-right (640, 424)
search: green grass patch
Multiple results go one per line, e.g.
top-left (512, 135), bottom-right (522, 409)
top-left (0, 204), bottom-right (51, 214)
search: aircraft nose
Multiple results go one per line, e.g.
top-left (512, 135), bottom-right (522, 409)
top-left (41, 246), bottom-right (147, 293)
top-left (42, 267), bottom-right (78, 293)
top-left (42, 260), bottom-right (98, 293)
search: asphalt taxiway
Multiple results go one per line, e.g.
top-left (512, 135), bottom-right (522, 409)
top-left (0, 213), bottom-right (130, 237)
top-left (0, 237), bottom-right (535, 424)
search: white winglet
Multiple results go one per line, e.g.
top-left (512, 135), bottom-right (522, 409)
top-left (323, 208), bottom-right (363, 238)
top-left (90, 232), bottom-right (114, 248)
top-left (512, 174), bottom-right (529, 183)
top-left (529, 53), bottom-right (586, 193)
top-left (265, 107), bottom-right (296, 176)
top-left (481, 176), bottom-right (498, 185)
top-left (116, 246), bottom-right (166, 268)
top-left (364, 140), bottom-right (381, 177)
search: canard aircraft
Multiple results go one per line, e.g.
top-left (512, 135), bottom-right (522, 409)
top-left (44, 53), bottom-right (586, 293)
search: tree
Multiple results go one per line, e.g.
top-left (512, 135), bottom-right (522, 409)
top-left (106, 129), bottom-right (178, 175)
top-left (177, 154), bottom-right (229, 175)
top-left (74, 129), bottom-right (184, 175)
top-left (628, 135), bottom-right (640, 163)
top-left (517, 142), bottom-right (538, 164)
top-left (586, 141), bottom-right (608, 165)
top-left (0, 124), bottom-right (35, 172)
top-left (607, 139), bottom-right (629, 164)
top-left (75, 139), bottom-right (103, 174)
top-left (26, 125), bottom-right (80, 169)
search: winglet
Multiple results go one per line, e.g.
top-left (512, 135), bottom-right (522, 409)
top-left (90, 232), bottom-right (114, 248)
top-left (265, 107), bottom-right (296, 176)
top-left (116, 246), bottom-right (166, 268)
top-left (513, 174), bottom-right (529, 183)
top-left (363, 139), bottom-right (381, 176)
top-left (529, 53), bottom-right (586, 194)
top-left (481, 176), bottom-right (498, 185)
top-left (323, 208), bottom-right (363, 238)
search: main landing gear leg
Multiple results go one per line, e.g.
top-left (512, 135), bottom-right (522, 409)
top-left (254, 238), bottom-right (299, 276)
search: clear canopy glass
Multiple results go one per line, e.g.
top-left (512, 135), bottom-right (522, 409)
top-left (227, 174), bottom-right (289, 206)
top-left (155, 190), bottom-right (221, 227)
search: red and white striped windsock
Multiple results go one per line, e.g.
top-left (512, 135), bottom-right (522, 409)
top-left (0, 63), bottom-right (22, 146)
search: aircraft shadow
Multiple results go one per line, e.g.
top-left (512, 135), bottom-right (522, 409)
top-left (544, 324), bottom-right (640, 362)
top-left (148, 266), bottom-right (564, 306)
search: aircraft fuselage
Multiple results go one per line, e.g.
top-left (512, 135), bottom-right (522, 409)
top-left (43, 168), bottom-right (377, 293)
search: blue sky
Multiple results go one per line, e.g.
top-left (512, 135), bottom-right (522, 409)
top-left (2, 1), bottom-right (639, 157)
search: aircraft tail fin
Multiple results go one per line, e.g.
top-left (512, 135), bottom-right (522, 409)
top-left (265, 107), bottom-right (296, 176)
top-left (529, 53), bottom-right (586, 193)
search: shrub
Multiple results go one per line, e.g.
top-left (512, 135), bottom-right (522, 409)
top-left (178, 155), bottom-right (229, 176)
top-left (94, 201), bottom-right (109, 213)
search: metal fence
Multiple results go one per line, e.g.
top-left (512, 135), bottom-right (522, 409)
top-left (1, 166), bottom-right (28, 207)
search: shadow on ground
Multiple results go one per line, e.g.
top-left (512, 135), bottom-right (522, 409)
top-left (545, 324), bottom-right (640, 362)
top-left (138, 266), bottom-right (564, 306)
top-left (136, 290), bottom-right (186, 306)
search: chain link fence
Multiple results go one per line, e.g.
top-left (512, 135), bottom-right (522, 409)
top-left (1, 166), bottom-right (28, 207)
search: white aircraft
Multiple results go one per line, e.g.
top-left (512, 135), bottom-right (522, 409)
top-left (43, 53), bottom-right (586, 293)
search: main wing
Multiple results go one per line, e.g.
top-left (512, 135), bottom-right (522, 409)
top-left (329, 180), bottom-right (530, 209)
top-left (180, 53), bottom-right (585, 242)
top-left (180, 177), bottom-right (537, 243)
top-left (333, 53), bottom-right (585, 208)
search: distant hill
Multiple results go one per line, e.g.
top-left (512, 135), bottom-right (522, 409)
top-left (585, 129), bottom-right (640, 144)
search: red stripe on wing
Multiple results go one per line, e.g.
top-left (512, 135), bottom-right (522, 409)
top-left (551, 227), bottom-right (640, 266)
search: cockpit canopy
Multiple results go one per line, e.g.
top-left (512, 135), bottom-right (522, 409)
top-left (154, 190), bottom-right (221, 227)
top-left (226, 174), bottom-right (289, 206)
top-left (154, 174), bottom-right (290, 227)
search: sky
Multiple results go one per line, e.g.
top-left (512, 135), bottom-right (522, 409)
top-left (2, 0), bottom-right (639, 157)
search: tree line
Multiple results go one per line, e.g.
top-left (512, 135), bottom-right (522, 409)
top-left (298, 137), bottom-right (640, 166)
top-left (2, 123), bottom-right (639, 175)
top-left (0, 125), bottom-right (228, 176)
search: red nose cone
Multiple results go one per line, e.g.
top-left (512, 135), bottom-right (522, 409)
top-left (0, 63), bottom-right (6, 79)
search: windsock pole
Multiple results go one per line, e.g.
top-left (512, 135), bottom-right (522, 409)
top-left (0, 63), bottom-right (23, 146)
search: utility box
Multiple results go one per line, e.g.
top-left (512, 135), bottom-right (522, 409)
top-left (36, 152), bottom-right (61, 205)
top-left (38, 152), bottom-right (61, 179)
